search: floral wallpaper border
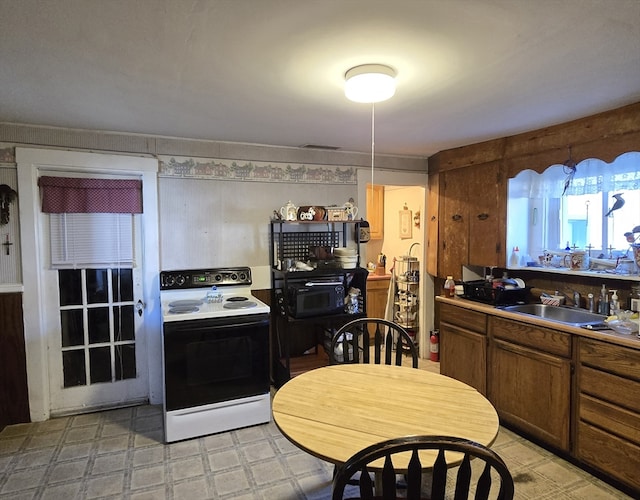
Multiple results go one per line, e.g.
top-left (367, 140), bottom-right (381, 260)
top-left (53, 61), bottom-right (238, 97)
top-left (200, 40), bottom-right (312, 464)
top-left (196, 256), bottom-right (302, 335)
top-left (0, 147), bottom-right (359, 184)
top-left (158, 155), bottom-right (357, 184)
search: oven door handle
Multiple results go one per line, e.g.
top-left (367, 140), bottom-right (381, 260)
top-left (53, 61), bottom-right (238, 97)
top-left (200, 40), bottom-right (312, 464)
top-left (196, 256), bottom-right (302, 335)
top-left (171, 317), bottom-right (269, 331)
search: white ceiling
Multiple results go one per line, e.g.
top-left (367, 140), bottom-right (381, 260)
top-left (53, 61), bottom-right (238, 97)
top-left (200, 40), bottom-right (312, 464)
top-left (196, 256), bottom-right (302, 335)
top-left (1, 0), bottom-right (639, 158)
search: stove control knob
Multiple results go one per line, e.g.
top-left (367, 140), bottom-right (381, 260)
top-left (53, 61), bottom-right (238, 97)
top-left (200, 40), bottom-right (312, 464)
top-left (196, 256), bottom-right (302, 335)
top-left (230, 273), bottom-right (238, 281)
top-left (164, 275), bottom-right (175, 287)
top-left (175, 275), bottom-right (186, 286)
top-left (214, 274), bottom-right (222, 282)
top-left (238, 272), bottom-right (247, 281)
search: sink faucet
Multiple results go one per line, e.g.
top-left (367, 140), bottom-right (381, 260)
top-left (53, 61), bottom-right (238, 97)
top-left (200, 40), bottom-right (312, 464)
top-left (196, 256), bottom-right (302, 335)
top-left (587, 293), bottom-right (595, 313)
top-left (573, 291), bottom-right (581, 308)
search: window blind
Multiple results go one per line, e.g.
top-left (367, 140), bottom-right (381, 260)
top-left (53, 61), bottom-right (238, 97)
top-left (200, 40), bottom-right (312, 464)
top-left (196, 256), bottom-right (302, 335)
top-left (49, 213), bottom-right (134, 268)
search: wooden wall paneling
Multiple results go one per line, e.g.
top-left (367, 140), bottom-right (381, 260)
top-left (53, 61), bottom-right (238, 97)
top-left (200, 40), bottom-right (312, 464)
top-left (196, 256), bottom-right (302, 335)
top-left (430, 103), bottom-right (640, 178)
top-left (428, 137), bottom-right (507, 174)
top-left (503, 102), bottom-right (640, 162)
top-left (0, 293), bottom-right (30, 427)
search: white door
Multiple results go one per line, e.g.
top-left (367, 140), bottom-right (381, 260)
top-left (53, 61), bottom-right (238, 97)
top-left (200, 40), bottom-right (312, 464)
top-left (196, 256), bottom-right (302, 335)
top-left (41, 218), bottom-right (149, 414)
top-left (17, 148), bottom-right (160, 421)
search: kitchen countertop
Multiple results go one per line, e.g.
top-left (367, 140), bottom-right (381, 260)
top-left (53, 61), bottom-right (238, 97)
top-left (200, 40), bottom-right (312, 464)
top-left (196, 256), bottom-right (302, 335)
top-left (436, 295), bottom-right (640, 350)
top-left (366, 273), bottom-right (391, 281)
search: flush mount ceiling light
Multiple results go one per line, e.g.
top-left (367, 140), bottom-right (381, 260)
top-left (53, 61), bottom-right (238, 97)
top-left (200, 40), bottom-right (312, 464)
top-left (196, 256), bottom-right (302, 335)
top-left (344, 64), bottom-right (396, 103)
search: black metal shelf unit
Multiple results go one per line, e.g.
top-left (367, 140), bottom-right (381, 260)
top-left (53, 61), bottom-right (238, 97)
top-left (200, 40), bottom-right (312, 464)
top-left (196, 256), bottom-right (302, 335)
top-left (269, 220), bottom-right (368, 387)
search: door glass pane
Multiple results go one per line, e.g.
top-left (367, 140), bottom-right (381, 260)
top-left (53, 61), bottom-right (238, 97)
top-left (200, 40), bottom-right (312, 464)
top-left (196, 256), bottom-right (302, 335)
top-left (113, 305), bottom-right (135, 341)
top-left (57, 266), bottom-right (139, 394)
top-left (112, 268), bottom-right (133, 302)
top-left (63, 350), bottom-right (86, 387)
top-left (59, 270), bottom-right (82, 306)
top-left (115, 344), bottom-right (136, 380)
top-left (61, 309), bottom-right (84, 347)
top-left (88, 307), bottom-right (110, 344)
top-left (89, 347), bottom-right (112, 383)
top-left (86, 269), bottom-right (108, 303)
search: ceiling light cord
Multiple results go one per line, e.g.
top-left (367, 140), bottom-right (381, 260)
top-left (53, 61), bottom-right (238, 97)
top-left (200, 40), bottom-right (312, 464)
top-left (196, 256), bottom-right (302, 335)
top-left (371, 102), bottom-right (375, 200)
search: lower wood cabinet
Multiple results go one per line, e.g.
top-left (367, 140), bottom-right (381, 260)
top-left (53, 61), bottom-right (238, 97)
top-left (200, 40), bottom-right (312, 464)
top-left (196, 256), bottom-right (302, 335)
top-left (366, 276), bottom-right (391, 340)
top-left (439, 302), bottom-right (487, 395)
top-left (576, 337), bottom-right (640, 493)
top-left (437, 299), bottom-right (640, 496)
top-left (488, 317), bottom-right (572, 451)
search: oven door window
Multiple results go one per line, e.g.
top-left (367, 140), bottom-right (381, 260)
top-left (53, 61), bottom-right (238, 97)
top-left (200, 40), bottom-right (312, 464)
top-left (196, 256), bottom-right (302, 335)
top-left (163, 315), bottom-right (269, 411)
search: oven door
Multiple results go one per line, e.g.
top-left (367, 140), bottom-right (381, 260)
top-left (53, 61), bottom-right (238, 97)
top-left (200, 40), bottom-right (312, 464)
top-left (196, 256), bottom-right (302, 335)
top-left (163, 313), bottom-right (270, 412)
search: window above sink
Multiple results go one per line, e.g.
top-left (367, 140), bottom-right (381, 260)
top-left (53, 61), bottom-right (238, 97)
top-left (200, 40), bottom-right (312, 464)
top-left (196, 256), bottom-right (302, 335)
top-left (507, 151), bottom-right (640, 280)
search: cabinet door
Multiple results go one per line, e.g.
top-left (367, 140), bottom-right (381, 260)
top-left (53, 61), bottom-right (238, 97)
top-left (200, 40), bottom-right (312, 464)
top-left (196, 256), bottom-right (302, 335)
top-left (440, 168), bottom-right (468, 279)
top-left (440, 322), bottom-right (486, 395)
top-left (466, 163), bottom-right (504, 268)
top-left (366, 278), bottom-right (390, 339)
top-left (366, 184), bottom-right (384, 240)
top-left (489, 338), bottom-right (571, 450)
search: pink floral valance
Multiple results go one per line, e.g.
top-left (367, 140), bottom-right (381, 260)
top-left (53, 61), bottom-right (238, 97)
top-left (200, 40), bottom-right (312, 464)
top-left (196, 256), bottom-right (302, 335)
top-left (38, 176), bottom-right (143, 213)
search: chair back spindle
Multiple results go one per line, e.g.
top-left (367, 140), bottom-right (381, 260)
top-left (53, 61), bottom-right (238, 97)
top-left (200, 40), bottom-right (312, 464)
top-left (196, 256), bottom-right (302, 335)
top-left (329, 318), bottom-right (418, 368)
top-left (332, 435), bottom-right (515, 500)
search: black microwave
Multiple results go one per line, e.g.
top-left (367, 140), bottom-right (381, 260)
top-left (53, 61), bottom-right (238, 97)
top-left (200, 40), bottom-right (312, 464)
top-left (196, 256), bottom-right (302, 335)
top-left (287, 278), bottom-right (345, 318)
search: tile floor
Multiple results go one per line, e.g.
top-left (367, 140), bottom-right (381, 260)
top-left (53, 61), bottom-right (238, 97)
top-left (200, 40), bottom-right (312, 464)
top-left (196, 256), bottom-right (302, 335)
top-left (0, 358), bottom-right (634, 499)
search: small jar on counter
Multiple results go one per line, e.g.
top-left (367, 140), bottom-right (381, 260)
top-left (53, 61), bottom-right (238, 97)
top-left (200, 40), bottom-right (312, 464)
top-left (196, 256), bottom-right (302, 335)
top-left (444, 276), bottom-right (456, 297)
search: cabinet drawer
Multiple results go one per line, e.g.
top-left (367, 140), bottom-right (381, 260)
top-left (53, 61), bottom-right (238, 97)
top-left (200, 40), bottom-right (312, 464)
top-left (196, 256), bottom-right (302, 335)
top-left (579, 337), bottom-right (640, 380)
top-left (579, 393), bottom-right (640, 446)
top-left (577, 421), bottom-right (640, 493)
top-left (439, 303), bottom-right (486, 334)
top-left (366, 278), bottom-right (390, 292)
top-left (579, 365), bottom-right (640, 414)
top-left (489, 316), bottom-right (571, 357)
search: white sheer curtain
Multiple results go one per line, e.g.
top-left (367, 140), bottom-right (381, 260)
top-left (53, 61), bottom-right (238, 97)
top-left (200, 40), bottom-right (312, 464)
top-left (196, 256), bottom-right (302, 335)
top-left (509, 152), bottom-right (640, 198)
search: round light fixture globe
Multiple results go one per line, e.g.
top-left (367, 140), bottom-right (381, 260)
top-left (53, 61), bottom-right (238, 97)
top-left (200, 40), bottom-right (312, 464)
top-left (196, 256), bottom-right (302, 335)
top-left (344, 64), bottom-right (396, 103)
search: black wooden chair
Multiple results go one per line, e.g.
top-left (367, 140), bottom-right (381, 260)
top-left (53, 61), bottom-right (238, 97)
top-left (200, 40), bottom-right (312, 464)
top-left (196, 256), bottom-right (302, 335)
top-left (332, 435), bottom-right (515, 500)
top-left (328, 318), bottom-right (418, 368)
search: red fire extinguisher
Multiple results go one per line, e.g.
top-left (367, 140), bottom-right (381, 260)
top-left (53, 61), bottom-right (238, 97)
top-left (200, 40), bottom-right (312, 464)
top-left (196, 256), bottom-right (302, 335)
top-left (430, 330), bottom-right (440, 362)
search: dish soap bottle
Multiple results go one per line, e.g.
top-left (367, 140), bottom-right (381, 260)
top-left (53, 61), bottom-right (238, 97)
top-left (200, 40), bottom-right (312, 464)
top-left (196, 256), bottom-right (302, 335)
top-left (509, 246), bottom-right (520, 267)
top-left (610, 290), bottom-right (620, 316)
top-left (444, 276), bottom-right (456, 297)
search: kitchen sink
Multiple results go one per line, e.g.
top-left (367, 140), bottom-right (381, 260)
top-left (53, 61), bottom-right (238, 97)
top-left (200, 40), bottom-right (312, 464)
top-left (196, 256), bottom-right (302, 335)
top-left (500, 304), bottom-right (607, 326)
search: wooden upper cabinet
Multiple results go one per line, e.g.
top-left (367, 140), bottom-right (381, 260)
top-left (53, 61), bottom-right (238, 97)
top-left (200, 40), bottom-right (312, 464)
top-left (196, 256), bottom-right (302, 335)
top-left (366, 184), bottom-right (384, 240)
top-left (440, 168), bottom-right (469, 279)
top-left (439, 163), bottom-right (505, 278)
top-left (466, 163), bottom-right (505, 267)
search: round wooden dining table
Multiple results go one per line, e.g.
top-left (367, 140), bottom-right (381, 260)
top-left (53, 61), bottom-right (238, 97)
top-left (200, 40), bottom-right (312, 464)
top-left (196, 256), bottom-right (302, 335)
top-left (272, 363), bottom-right (500, 470)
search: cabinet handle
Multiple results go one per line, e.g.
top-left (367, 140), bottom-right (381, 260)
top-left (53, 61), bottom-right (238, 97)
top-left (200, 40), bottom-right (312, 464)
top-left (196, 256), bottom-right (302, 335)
top-left (452, 214), bottom-right (462, 222)
top-left (477, 213), bottom-right (489, 221)
top-left (430, 215), bottom-right (436, 221)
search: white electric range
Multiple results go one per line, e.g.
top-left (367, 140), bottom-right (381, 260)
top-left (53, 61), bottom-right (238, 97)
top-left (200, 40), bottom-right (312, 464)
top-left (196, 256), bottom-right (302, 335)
top-left (159, 267), bottom-right (271, 443)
